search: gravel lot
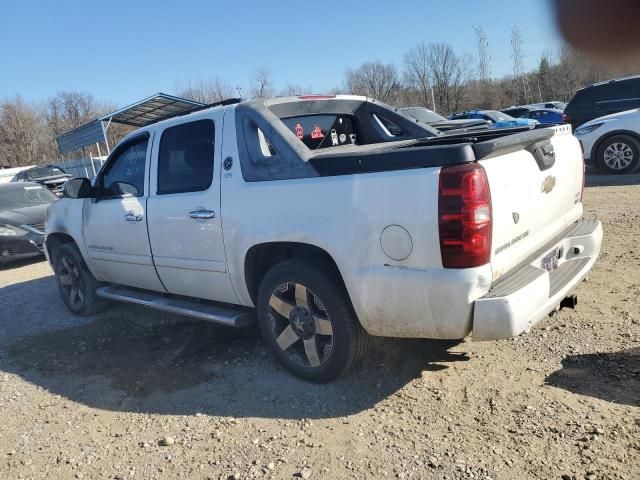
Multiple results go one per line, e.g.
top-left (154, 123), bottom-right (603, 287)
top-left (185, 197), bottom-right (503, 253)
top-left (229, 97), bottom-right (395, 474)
top-left (0, 172), bottom-right (638, 480)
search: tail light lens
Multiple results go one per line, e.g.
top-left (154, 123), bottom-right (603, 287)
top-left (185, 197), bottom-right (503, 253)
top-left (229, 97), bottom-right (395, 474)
top-left (439, 163), bottom-right (492, 268)
top-left (562, 113), bottom-right (570, 124)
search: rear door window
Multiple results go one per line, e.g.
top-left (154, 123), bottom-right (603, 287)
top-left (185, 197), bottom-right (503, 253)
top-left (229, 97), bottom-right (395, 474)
top-left (157, 120), bottom-right (215, 195)
top-left (281, 115), bottom-right (358, 149)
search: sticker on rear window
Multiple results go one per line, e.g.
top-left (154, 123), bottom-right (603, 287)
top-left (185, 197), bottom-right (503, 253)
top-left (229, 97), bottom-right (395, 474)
top-left (311, 125), bottom-right (324, 139)
top-left (294, 123), bottom-right (304, 139)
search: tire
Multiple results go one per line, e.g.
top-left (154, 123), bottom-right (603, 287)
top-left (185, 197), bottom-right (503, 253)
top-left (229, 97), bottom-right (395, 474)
top-left (256, 259), bottom-right (369, 382)
top-left (53, 243), bottom-right (108, 316)
top-left (596, 135), bottom-right (640, 174)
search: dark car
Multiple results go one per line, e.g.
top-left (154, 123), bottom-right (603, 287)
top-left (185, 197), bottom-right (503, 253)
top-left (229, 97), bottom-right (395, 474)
top-left (519, 108), bottom-right (564, 125)
top-left (564, 75), bottom-right (640, 130)
top-left (399, 106), bottom-right (490, 132)
top-left (13, 164), bottom-right (72, 196)
top-left (501, 105), bottom-right (538, 118)
top-left (0, 182), bottom-right (58, 264)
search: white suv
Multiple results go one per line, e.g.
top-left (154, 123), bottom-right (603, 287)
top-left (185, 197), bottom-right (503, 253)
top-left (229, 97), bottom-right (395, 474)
top-left (574, 108), bottom-right (640, 174)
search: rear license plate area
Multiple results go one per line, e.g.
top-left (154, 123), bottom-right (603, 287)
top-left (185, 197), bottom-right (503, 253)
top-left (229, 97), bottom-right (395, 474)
top-left (541, 246), bottom-right (563, 272)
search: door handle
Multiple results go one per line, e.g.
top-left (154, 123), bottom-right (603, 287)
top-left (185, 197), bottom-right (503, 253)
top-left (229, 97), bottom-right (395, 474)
top-left (189, 209), bottom-right (216, 220)
top-left (124, 213), bottom-right (143, 222)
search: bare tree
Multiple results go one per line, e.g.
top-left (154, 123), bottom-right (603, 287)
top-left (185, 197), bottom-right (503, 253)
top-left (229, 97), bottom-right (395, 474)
top-left (176, 77), bottom-right (235, 103)
top-left (403, 43), bottom-right (434, 109)
top-left (345, 61), bottom-right (400, 103)
top-left (0, 96), bottom-right (46, 167)
top-left (424, 43), bottom-right (471, 114)
top-left (278, 84), bottom-right (314, 96)
top-left (250, 67), bottom-right (274, 99)
top-left (45, 91), bottom-right (103, 137)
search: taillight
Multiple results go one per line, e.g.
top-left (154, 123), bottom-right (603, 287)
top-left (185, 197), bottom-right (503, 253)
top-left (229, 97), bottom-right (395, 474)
top-left (562, 113), bottom-right (570, 123)
top-left (439, 163), bottom-right (492, 268)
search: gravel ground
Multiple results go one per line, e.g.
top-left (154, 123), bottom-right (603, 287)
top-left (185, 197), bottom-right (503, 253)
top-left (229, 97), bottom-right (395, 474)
top-left (0, 172), bottom-right (638, 480)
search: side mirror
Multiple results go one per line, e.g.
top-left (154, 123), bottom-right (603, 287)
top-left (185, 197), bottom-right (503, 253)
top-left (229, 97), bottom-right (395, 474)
top-left (63, 177), bottom-right (93, 199)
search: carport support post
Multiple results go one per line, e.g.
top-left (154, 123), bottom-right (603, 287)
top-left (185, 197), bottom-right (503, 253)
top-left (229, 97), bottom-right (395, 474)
top-left (102, 118), bottom-right (112, 155)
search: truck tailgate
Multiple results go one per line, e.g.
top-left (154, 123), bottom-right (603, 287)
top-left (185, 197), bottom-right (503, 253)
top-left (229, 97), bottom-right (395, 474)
top-left (476, 125), bottom-right (584, 281)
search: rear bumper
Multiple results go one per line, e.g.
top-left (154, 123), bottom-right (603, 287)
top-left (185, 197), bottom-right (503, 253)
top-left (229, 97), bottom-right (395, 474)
top-left (473, 218), bottom-right (603, 340)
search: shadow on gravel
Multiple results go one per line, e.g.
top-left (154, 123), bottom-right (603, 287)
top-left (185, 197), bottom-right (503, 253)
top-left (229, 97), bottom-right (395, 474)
top-left (545, 348), bottom-right (640, 407)
top-left (3, 299), bottom-right (468, 419)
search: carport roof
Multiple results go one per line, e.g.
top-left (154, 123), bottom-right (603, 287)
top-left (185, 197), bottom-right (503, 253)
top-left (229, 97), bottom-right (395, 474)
top-left (54, 93), bottom-right (206, 154)
top-left (100, 93), bottom-right (205, 127)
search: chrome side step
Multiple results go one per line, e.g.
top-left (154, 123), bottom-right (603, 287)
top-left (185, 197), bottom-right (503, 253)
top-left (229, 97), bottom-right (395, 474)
top-left (96, 286), bottom-right (254, 327)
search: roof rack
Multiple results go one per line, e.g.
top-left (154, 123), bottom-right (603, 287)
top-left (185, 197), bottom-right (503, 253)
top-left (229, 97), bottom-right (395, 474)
top-left (143, 97), bottom-right (243, 126)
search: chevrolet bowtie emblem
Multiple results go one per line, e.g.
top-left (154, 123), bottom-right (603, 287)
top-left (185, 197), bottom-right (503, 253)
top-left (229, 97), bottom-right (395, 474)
top-left (541, 175), bottom-right (556, 194)
top-left (512, 212), bottom-right (520, 224)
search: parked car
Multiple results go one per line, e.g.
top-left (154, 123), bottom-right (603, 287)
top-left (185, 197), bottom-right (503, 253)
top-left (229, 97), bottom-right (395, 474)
top-left (519, 109), bottom-right (564, 125)
top-left (45, 95), bottom-right (601, 382)
top-left (531, 101), bottom-right (566, 111)
top-left (574, 108), bottom-right (640, 174)
top-left (449, 110), bottom-right (539, 128)
top-left (0, 182), bottom-right (58, 264)
top-left (501, 105), bottom-right (538, 118)
top-left (13, 164), bottom-right (72, 196)
top-left (564, 75), bottom-right (640, 130)
top-left (399, 106), bottom-right (490, 132)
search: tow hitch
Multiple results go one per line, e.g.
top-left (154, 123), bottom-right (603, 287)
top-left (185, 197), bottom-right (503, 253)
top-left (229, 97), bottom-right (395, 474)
top-left (560, 294), bottom-right (578, 310)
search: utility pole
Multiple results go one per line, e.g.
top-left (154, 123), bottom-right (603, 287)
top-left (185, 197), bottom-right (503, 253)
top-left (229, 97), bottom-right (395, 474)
top-left (511, 26), bottom-right (532, 105)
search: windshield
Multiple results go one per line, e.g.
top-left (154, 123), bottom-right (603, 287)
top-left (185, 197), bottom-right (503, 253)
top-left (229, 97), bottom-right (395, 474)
top-left (25, 166), bottom-right (65, 180)
top-left (401, 107), bottom-right (446, 124)
top-left (483, 110), bottom-right (515, 122)
top-left (0, 184), bottom-right (58, 210)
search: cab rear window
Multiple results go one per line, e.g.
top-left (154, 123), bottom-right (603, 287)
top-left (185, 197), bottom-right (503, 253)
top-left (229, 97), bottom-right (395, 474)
top-left (281, 115), bottom-right (358, 149)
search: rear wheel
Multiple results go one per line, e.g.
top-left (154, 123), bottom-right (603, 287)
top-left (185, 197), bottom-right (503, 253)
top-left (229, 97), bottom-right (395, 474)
top-left (596, 135), bottom-right (640, 174)
top-left (53, 243), bottom-right (107, 316)
top-left (256, 259), bottom-right (368, 382)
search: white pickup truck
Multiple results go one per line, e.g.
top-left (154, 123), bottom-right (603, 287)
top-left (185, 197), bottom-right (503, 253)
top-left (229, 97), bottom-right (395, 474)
top-left (45, 95), bottom-right (603, 382)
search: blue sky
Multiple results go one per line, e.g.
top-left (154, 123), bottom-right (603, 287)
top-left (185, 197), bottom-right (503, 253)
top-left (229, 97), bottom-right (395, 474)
top-left (1, 1), bottom-right (563, 107)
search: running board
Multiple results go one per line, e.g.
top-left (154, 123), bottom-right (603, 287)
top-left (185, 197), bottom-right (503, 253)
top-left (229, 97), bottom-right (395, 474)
top-left (96, 286), bottom-right (254, 327)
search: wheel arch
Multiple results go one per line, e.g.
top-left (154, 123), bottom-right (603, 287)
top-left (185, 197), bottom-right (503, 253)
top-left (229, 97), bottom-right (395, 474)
top-left (45, 232), bottom-right (77, 263)
top-left (591, 129), bottom-right (640, 163)
top-left (243, 241), bottom-right (347, 306)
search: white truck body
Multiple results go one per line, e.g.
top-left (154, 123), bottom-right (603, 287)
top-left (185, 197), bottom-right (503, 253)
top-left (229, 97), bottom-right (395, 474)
top-left (45, 95), bottom-right (602, 377)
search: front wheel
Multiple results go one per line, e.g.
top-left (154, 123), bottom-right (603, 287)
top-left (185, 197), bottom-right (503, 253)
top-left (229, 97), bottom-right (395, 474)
top-left (596, 135), bottom-right (640, 174)
top-left (256, 259), bottom-right (369, 382)
top-left (53, 243), bottom-right (107, 316)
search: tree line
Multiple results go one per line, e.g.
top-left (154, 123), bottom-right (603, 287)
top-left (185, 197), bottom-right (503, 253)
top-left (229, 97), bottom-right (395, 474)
top-left (1, 35), bottom-right (637, 168)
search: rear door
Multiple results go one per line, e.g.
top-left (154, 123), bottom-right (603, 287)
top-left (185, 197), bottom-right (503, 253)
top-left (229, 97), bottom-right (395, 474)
top-left (146, 112), bottom-right (238, 303)
top-left (83, 133), bottom-right (165, 291)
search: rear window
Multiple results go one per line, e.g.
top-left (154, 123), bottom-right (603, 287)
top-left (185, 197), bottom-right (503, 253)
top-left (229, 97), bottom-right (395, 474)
top-left (281, 115), bottom-right (358, 149)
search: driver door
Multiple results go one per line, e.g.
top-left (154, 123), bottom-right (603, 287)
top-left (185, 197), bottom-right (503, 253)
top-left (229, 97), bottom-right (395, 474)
top-left (83, 132), bottom-right (165, 291)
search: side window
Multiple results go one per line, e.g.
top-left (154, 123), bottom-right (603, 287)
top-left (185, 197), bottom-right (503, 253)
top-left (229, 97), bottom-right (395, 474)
top-left (101, 136), bottom-right (148, 198)
top-left (158, 119), bottom-right (215, 195)
top-left (373, 114), bottom-right (404, 137)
